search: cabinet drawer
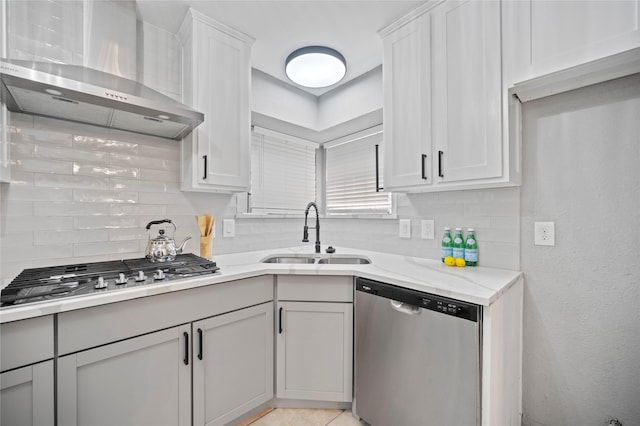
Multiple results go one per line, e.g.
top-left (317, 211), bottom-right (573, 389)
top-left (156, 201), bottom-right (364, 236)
top-left (58, 276), bottom-right (274, 355)
top-left (1, 315), bottom-right (54, 372)
top-left (277, 276), bottom-right (353, 302)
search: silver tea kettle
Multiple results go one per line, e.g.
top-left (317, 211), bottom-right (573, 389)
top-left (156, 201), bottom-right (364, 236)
top-left (145, 219), bottom-right (191, 263)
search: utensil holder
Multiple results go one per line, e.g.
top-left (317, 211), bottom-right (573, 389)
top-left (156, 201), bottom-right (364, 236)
top-left (200, 236), bottom-right (212, 259)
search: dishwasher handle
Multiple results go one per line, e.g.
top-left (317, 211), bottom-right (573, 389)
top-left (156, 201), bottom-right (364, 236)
top-left (390, 300), bottom-right (422, 315)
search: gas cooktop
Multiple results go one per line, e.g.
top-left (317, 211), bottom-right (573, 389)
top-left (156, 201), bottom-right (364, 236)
top-left (0, 254), bottom-right (220, 307)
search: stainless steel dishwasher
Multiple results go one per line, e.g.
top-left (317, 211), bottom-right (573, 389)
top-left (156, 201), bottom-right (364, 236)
top-left (355, 277), bottom-right (482, 426)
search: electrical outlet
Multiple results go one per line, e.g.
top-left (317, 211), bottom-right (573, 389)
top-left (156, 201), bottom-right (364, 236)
top-left (223, 219), bottom-right (235, 238)
top-left (421, 219), bottom-right (435, 240)
top-left (534, 221), bottom-right (555, 246)
top-left (399, 219), bottom-right (411, 238)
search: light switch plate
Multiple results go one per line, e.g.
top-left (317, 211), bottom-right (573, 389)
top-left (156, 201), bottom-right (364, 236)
top-left (223, 219), bottom-right (235, 238)
top-left (534, 221), bottom-right (555, 246)
top-left (421, 219), bottom-right (435, 240)
top-left (399, 219), bottom-right (411, 238)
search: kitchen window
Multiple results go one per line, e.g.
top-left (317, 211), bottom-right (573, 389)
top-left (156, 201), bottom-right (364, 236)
top-left (247, 126), bottom-right (317, 214)
top-left (324, 125), bottom-right (392, 216)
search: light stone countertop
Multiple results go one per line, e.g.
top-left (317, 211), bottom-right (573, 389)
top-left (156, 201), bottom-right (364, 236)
top-left (0, 246), bottom-right (523, 323)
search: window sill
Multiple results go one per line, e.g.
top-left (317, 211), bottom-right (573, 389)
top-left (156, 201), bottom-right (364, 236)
top-left (236, 213), bottom-right (397, 220)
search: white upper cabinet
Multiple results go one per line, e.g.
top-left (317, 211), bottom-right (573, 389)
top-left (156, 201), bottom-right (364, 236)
top-left (382, 12), bottom-right (433, 190)
top-left (503, 0), bottom-right (640, 84)
top-left (179, 9), bottom-right (254, 193)
top-left (432, 0), bottom-right (502, 184)
top-left (381, 0), bottom-right (518, 193)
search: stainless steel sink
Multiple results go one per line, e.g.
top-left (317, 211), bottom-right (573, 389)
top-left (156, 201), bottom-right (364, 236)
top-left (261, 255), bottom-right (316, 264)
top-left (260, 254), bottom-right (371, 265)
top-left (317, 256), bottom-right (371, 264)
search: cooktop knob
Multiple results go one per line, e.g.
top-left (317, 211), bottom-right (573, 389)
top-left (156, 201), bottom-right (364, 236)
top-left (94, 276), bottom-right (107, 289)
top-left (135, 271), bottom-right (147, 282)
top-left (154, 269), bottom-right (166, 280)
top-left (115, 273), bottom-right (128, 285)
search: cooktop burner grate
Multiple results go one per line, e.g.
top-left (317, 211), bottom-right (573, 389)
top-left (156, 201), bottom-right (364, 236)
top-left (1, 254), bottom-right (219, 307)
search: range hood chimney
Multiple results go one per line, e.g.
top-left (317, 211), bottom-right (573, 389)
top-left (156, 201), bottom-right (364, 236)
top-left (0, 1), bottom-right (203, 140)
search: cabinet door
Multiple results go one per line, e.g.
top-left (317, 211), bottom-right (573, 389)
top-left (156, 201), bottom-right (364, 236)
top-left (432, 0), bottom-right (502, 183)
top-left (382, 12), bottom-right (433, 190)
top-left (1, 361), bottom-right (54, 426)
top-left (193, 302), bottom-right (274, 426)
top-left (505, 0), bottom-right (640, 83)
top-left (181, 11), bottom-right (252, 193)
top-left (57, 324), bottom-right (191, 426)
top-left (277, 301), bottom-right (353, 402)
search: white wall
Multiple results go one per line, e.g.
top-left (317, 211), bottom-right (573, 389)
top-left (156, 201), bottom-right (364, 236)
top-left (317, 66), bottom-right (383, 130)
top-left (251, 66), bottom-right (383, 134)
top-left (520, 74), bottom-right (640, 426)
top-left (251, 69), bottom-right (319, 131)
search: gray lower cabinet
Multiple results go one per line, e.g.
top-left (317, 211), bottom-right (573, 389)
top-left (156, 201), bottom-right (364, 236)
top-left (193, 302), bottom-right (274, 426)
top-left (276, 301), bottom-right (353, 402)
top-left (276, 276), bottom-right (353, 403)
top-left (0, 315), bottom-right (55, 426)
top-left (1, 360), bottom-right (54, 426)
top-left (57, 324), bottom-right (191, 426)
top-left (57, 302), bottom-right (274, 426)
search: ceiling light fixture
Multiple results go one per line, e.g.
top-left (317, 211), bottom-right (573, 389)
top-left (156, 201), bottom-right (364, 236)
top-left (285, 46), bottom-right (347, 88)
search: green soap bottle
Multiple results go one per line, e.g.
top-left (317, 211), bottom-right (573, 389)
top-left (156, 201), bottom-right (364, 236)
top-left (441, 227), bottom-right (453, 262)
top-left (464, 228), bottom-right (478, 266)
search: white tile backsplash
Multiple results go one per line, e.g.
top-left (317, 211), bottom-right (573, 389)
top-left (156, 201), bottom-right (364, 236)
top-left (34, 229), bottom-right (110, 246)
top-left (73, 215), bottom-right (139, 230)
top-left (33, 173), bottom-right (110, 190)
top-left (108, 203), bottom-right (159, 217)
top-left (11, 126), bottom-right (73, 149)
top-left (72, 163), bottom-right (140, 179)
top-left (34, 201), bottom-right (110, 217)
top-left (1, 200), bottom-right (33, 216)
top-left (73, 189), bottom-right (139, 204)
top-left (2, 244), bottom-right (74, 263)
top-left (1, 215), bottom-right (73, 234)
top-left (73, 136), bottom-right (138, 154)
top-left (73, 240), bottom-right (140, 257)
top-left (138, 168), bottom-right (180, 182)
top-left (15, 158), bottom-right (73, 175)
top-left (35, 144), bottom-right (110, 164)
top-left (109, 178), bottom-right (178, 193)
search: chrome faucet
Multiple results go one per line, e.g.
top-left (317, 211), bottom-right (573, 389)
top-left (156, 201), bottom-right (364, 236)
top-left (302, 202), bottom-right (321, 253)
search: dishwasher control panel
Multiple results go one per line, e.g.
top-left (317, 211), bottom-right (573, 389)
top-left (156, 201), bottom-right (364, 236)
top-left (356, 278), bottom-right (479, 322)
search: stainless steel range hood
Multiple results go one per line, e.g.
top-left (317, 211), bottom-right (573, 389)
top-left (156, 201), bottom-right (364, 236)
top-left (0, 59), bottom-right (204, 140)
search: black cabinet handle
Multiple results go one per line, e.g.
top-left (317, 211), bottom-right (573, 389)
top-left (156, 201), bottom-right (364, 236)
top-left (197, 328), bottom-right (203, 360)
top-left (375, 144), bottom-right (383, 192)
top-left (438, 150), bottom-right (444, 178)
top-left (183, 332), bottom-right (189, 365)
top-left (421, 154), bottom-right (428, 180)
top-left (279, 307), bottom-right (283, 334)
top-left (202, 155), bottom-right (208, 180)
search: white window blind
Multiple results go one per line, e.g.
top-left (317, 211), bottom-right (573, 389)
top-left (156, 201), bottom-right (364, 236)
top-left (325, 126), bottom-right (392, 215)
top-left (250, 127), bottom-right (317, 214)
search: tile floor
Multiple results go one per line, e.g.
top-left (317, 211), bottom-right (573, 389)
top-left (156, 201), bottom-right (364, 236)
top-left (239, 408), bottom-right (363, 426)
